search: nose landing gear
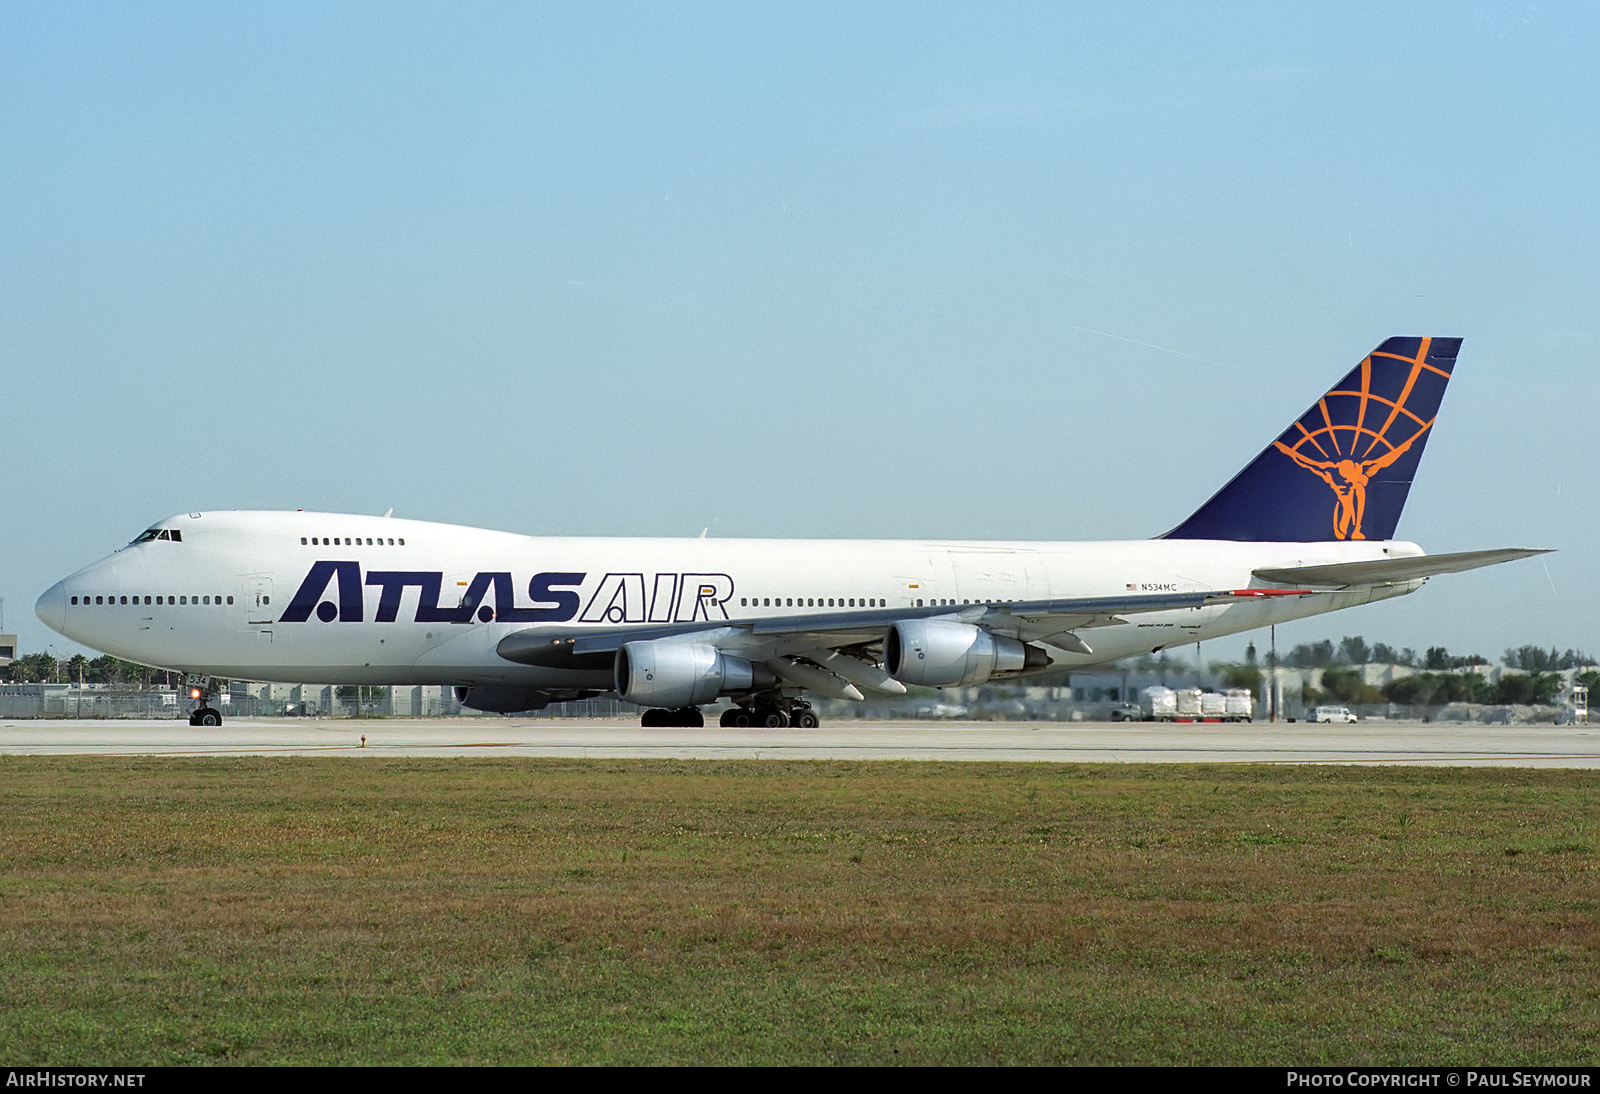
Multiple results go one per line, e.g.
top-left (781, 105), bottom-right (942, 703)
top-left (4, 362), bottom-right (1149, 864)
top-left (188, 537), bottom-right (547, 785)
top-left (185, 675), bottom-right (224, 727)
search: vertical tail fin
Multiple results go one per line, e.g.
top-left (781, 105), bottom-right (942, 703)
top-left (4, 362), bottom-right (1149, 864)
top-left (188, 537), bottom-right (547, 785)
top-left (1162, 336), bottom-right (1461, 542)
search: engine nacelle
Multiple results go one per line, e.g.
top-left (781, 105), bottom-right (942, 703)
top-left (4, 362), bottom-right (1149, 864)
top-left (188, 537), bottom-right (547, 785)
top-left (884, 619), bottom-right (1049, 687)
top-left (615, 641), bottom-right (761, 708)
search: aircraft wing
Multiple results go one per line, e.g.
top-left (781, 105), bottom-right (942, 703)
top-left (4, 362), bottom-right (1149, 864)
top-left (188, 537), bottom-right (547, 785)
top-left (1251, 548), bottom-right (1550, 588)
top-left (495, 587), bottom-right (1312, 667)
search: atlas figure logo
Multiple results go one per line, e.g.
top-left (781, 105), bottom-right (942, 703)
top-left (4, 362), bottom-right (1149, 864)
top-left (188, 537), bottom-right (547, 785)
top-left (1272, 338), bottom-right (1446, 540)
top-left (279, 562), bottom-right (735, 625)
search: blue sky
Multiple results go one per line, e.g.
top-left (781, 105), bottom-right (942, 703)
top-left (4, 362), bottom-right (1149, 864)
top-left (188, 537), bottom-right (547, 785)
top-left (4, 2), bottom-right (1595, 666)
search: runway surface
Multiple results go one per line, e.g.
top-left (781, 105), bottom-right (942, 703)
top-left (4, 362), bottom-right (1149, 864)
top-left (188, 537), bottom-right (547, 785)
top-left (2, 717), bottom-right (1597, 766)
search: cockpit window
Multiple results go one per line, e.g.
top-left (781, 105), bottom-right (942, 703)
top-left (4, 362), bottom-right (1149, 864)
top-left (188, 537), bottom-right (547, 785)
top-left (130, 528), bottom-right (182, 545)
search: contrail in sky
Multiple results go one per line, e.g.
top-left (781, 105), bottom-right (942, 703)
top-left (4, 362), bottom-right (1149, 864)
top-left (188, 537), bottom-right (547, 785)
top-left (1064, 324), bottom-right (1212, 363)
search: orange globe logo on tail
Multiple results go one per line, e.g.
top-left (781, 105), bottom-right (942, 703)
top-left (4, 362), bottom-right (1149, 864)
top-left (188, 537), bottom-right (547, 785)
top-left (1270, 338), bottom-right (1446, 540)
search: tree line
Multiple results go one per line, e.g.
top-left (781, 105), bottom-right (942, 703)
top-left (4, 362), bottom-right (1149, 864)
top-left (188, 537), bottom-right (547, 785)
top-left (1, 652), bottom-right (179, 688)
top-left (1231, 636), bottom-right (1596, 708)
top-left (1270, 637), bottom-right (1594, 672)
top-left (1309, 666), bottom-right (1593, 707)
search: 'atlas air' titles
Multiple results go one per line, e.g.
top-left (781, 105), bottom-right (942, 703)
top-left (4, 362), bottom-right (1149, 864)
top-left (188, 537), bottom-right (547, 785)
top-left (279, 562), bottom-right (736, 625)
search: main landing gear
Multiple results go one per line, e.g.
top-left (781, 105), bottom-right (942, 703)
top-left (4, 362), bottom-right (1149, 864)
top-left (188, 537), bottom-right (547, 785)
top-left (186, 675), bottom-right (224, 727)
top-left (637, 699), bottom-right (823, 728)
top-left (716, 700), bottom-right (820, 729)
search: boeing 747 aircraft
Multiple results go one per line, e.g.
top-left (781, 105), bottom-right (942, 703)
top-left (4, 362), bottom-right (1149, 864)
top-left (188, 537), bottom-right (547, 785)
top-left (35, 337), bottom-right (1544, 727)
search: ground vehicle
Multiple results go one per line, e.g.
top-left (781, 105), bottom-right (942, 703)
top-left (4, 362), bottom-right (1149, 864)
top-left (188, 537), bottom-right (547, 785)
top-left (1312, 705), bottom-right (1358, 724)
top-left (1139, 686), bottom-right (1178, 721)
top-left (1223, 688), bottom-right (1254, 722)
top-left (1134, 685), bottom-right (1253, 722)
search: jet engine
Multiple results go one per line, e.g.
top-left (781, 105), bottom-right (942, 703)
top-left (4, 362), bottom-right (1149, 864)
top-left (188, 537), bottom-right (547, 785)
top-left (614, 640), bottom-right (769, 708)
top-left (884, 619), bottom-right (1050, 687)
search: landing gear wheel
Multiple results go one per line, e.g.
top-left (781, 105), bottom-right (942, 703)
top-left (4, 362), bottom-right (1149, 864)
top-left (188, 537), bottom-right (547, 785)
top-left (190, 707), bottom-right (222, 727)
top-left (792, 709), bottom-right (820, 729)
top-left (720, 708), bottom-right (755, 728)
top-left (755, 706), bottom-right (788, 728)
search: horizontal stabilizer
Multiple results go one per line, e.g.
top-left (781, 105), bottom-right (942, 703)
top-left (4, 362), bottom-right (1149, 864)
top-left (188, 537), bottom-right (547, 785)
top-left (1252, 548), bottom-right (1549, 588)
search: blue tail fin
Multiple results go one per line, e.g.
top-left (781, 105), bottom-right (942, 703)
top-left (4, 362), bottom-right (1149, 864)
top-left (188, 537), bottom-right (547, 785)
top-left (1163, 336), bottom-right (1461, 542)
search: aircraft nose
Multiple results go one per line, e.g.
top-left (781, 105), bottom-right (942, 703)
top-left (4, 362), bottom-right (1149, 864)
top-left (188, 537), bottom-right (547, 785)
top-left (35, 581), bottom-right (67, 636)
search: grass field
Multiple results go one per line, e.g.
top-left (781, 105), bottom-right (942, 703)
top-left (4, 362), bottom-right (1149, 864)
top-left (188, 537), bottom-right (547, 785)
top-left (0, 757), bottom-right (1594, 1065)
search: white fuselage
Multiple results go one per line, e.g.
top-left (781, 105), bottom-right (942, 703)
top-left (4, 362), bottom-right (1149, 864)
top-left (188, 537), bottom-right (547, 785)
top-left (35, 510), bottom-right (1421, 687)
